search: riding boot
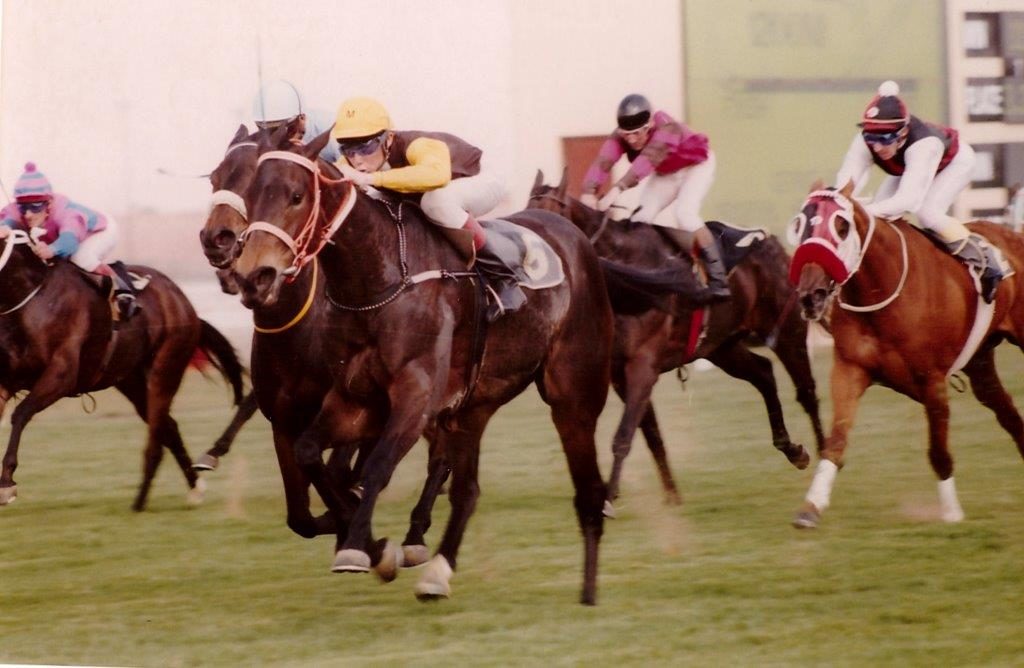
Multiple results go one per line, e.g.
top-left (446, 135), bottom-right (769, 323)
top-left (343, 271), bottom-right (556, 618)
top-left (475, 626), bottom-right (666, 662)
top-left (107, 261), bottom-right (141, 319)
top-left (458, 215), bottom-right (526, 322)
top-left (692, 226), bottom-right (731, 304)
top-left (945, 234), bottom-right (1006, 303)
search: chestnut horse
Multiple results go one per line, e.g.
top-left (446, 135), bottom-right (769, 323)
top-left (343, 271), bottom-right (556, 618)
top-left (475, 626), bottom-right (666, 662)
top-left (529, 170), bottom-right (823, 505)
top-left (233, 127), bottom-right (613, 605)
top-left (0, 229), bottom-right (244, 510)
top-left (199, 124), bottom-right (449, 567)
top-left (789, 181), bottom-right (1024, 528)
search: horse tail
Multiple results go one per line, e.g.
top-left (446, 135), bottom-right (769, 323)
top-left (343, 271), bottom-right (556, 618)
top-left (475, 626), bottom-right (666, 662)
top-left (598, 258), bottom-right (703, 314)
top-left (194, 320), bottom-right (246, 405)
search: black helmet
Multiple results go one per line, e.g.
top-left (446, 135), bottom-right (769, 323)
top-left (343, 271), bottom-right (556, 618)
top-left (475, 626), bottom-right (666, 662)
top-left (616, 94), bottom-right (652, 131)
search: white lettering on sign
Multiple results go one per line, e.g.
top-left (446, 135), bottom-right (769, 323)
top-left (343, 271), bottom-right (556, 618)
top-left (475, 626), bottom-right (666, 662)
top-left (967, 84), bottom-right (1004, 116)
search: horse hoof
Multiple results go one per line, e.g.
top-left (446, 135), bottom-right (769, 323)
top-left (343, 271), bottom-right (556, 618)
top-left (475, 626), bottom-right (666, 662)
top-left (663, 490), bottom-right (683, 506)
top-left (373, 540), bottom-right (404, 583)
top-left (0, 485), bottom-right (17, 505)
top-left (790, 445), bottom-right (811, 470)
top-left (941, 508), bottom-right (965, 523)
top-left (602, 499), bottom-right (617, 519)
top-left (414, 555), bottom-right (452, 601)
top-left (402, 544), bottom-right (430, 568)
top-left (186, 477), bottom-right (207, 507)
top-left (192, 454), bottom-right (219, 471)
top-left (332, 549), bottom-right (371, 573)
top-left (792, 502), bottom-right (821, 529)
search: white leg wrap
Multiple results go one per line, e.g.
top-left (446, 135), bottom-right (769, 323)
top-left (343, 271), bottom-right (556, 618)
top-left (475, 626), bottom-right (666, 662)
top-left (805, 459), bottom-right (838, 511)
top-left (938, 477), bottom-right (965, 522)
top-left (414, 554), bottom-right (453, 598)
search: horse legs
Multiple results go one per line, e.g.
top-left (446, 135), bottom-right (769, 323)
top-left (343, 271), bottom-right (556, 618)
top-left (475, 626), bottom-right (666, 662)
top-left (637, 403), bottom-right (682, 505)
top-left (402, 435), bottom-right (451, 568)
top-left (271, 425), bottom-right (338, 538)
top-left (963, 344), bottom-right (1024, 459)
top-left (0, 360), bottom-right (78, 505)
top-left (414, 409), bottom-right (489, 600)
top-left (918, 375), bottom-right (964, 522)
top-left (194, 391), bottom-right (260, 471)
top-left (607, 358), bottom-right (666, 504)
top-left (769, 322), bottom-right (826, 453)
top-left (707, 342), bottom-right (810, 469)
top-left (793, 357), bottom-right (871, 529)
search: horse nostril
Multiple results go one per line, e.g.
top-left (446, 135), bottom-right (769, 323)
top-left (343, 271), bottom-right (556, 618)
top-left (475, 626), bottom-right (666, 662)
top-left (214, 230), bottom-right (237, 249)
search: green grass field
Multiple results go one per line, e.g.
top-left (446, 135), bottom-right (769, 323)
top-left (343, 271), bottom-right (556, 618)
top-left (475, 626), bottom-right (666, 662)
top-left (1, 344), bottom-right (1023, 667)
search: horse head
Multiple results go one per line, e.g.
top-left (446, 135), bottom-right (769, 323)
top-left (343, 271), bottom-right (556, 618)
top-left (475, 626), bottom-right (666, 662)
top-left (234, 124), bottom-right (351, 309)
top-left (527, 168), bottom-right (606, 240)
top-left (0, 228), bottom-right (49, 313)
top-left (787, 180), bottom-right (869, 321)
top-left (200, 124), bottom-right (262, 269)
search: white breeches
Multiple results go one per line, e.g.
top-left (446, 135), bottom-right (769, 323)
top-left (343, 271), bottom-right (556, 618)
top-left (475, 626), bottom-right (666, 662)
top-left (876, 143), bottom-right (976, 242)
top-left (420, 173), bottom-right (507, 229)
top-left (70, 217), bottom-right (119, 271)
top-left (631, 150), bottom-right (716, 232)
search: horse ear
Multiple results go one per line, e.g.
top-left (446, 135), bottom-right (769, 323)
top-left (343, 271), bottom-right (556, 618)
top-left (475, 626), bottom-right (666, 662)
top-left (264, 122), bottom-right (293, 150)
top-left (304, 128), bottom-right (332, 160)
top-left (230, 124), bottom-right (249, 147)
top-left (532, 169), bottom-right (544, 192)
top-left (839, 179), bottom-right (855, 198)
top-left (557, 166), bottom-right (568, 197)
top-left (808, 179), bottom-right (825, 193)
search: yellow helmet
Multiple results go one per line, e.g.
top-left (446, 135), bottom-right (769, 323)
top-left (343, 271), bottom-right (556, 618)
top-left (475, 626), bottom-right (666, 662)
top-left (331, 97), bottom-right (392, 140)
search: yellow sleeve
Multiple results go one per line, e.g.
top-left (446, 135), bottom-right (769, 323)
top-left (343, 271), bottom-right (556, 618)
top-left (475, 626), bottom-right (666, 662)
top-left (372, 137), bottom-right (452, 193)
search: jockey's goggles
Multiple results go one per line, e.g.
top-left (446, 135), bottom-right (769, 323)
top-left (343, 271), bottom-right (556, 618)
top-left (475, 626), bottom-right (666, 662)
top-left (17, 201), bottom-right (47, 214)
top-left (338, 133), bottom-right (386, 159)
top-left (616, 123), bottom-right (652, 138)
top-left (862, 129), bottom-right (903, 146)
top-left (255, 115), bottom-right (299, 131)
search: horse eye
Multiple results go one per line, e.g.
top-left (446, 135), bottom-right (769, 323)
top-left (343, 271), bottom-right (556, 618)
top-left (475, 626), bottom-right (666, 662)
top-left (290, 192), bottom-right (303, 205)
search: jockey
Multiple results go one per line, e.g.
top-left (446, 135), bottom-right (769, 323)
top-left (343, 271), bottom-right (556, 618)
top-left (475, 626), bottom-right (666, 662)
top-left (836, 80), bottom-right (1005, 302)
top-left (0, 162), bottom-right (139, 318)
top-left (330, 96), bottom-right (524, 322)
top-left (251, 80), bottom-right (340, 164)
top-left (581, 94), bottom-right (729, 303)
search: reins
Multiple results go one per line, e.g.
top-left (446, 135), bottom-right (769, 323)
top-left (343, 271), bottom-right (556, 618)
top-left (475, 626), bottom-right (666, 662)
top-left (837, 219), bottom-right (909, 313)
top-left (0, 230), bottom-right (44, 315)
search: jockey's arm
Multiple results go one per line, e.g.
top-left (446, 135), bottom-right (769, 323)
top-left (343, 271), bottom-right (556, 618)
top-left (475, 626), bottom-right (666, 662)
top-left (372, 137), bottom-right (452, 193)
top-left (581, 136), bottom-right (624, 195)
top-left (865, 138), bottom-right (944, 220)
top-left (835, 134), bottom-right (873, 195)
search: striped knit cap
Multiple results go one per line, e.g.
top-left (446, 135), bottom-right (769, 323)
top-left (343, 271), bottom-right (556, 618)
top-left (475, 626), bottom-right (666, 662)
top-left (859, 81), bottom-right (909, 132)
top-left (14, 162), bottom-right (53, 202)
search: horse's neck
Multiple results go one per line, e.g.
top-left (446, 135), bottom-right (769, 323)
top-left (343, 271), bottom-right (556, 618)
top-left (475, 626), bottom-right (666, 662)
top-left (0, 246), bottom-right (47, 302)
top-left (844, 215), bottom-right (908, 300)
top-left (569, 201), bottom-right (603, 237)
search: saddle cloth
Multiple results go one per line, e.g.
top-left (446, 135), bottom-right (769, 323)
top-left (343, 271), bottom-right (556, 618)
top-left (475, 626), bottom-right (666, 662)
top-left (705, 220), bottom-right (768, 272)
top-left (480, 218), bottom-right (565, 289)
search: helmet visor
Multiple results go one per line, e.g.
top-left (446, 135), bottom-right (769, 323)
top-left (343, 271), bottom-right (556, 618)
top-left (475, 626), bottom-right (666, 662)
top-left (338, 133), bottom-right (386, 159)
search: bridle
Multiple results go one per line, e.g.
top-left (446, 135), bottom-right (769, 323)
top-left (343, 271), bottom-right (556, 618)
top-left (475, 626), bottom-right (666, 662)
top-left (241, 150), bottom-right (356, 277)
top-left (208, 141), bottom-right (258, 223)
top-left (0, 229), bottom-right (45, 315)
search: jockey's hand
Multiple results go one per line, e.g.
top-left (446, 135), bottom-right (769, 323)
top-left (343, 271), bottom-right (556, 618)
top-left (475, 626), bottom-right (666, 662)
top-left (32, 242), bottom-right (55, 260)
top-left (0, 226), bottom-right (10, 239)
top-left (337, 163), bottom-right (375, 188)
top-left (597, 186), bottom-right (623, 213)
top-left (579, 193), bottom-right (598, 210)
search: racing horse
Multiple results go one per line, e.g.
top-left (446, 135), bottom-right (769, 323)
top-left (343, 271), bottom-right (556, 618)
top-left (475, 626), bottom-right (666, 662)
top-left (529, 170), bottom-right (823, 505)
top-left (200, 124), bottom-right (449, 567)
top-left (789, 180), bottom-right (1024, 528)
top-left (0, 229), bottom-right (245, 510)
top-left (232, 127), bottom-right (614, 605)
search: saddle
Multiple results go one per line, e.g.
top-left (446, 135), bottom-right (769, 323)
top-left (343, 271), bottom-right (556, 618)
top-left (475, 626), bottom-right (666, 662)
top-left (76, 261), bottom-right (151, 323)
top-left (705, 220), bottom-right (768, 272)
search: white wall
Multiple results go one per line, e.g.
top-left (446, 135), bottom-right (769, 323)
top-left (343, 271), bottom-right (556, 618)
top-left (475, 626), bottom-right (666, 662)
top-left (1, 0), bottom-right (682, 222)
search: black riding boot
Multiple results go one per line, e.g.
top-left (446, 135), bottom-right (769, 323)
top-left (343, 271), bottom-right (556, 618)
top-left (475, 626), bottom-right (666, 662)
top-left (945, 234), bottom-right (1006, 303)
top-left (109, 261), bottom-right (141, 319)
top-left (474, 237), bottom-right (527, 323)
top-left (692, 227), bottom-right (731, 304)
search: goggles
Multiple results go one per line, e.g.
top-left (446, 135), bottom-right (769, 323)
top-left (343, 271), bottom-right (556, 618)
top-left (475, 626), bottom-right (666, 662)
top-left (338, 133), bottom-right (386, 159)
top-left (255, 115), bottom-right (299, 131)
top-left (17, 201), bottom-right (48, 214)
top-left (862, 129), bottom-right (904, 146)
top-left (616, 123), bottom-right (651, 138)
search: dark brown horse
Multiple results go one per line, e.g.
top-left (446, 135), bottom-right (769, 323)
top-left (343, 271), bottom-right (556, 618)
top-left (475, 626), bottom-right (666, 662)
top-left (789, 181), bottom-right (1024, 528)
top-left (0, 229), bottom-right (244, 510)
top-left (529, 170), bottom-right (823, 505)
top-left (232, 127), bottom-right (613, 605)
top-left (199, 124), bottom-right (449, 568)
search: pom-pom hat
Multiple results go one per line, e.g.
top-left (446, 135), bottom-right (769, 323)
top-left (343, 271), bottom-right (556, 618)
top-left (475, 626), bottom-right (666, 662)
top-left (859, 80), bottom-right (909, 132)
top-left (13, 162), bottom-right (53, 203)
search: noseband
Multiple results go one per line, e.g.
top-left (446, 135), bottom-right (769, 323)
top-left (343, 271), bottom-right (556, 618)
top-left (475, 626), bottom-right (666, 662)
top-left (242, 150), bottom-right (356, 276)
